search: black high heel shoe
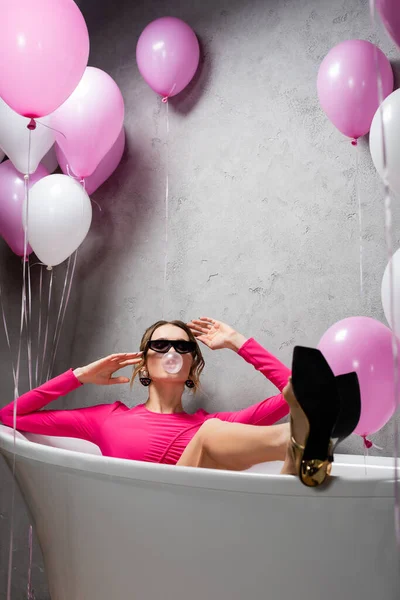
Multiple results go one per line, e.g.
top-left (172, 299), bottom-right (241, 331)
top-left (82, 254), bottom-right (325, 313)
top-left (329, 372), bottom-right (361, 461)
top-left (289, 346), bottom-right (340, 487)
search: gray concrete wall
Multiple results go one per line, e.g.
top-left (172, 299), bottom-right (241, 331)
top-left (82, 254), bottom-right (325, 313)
top-left (1, 0), bottom-right (399, 597)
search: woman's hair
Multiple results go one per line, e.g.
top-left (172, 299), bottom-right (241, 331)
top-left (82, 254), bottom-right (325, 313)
top-left (130, 320), bottom-right (205, 392)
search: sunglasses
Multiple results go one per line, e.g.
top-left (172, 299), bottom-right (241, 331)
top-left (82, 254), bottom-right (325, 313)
top-left (147, 339), bottom-right (197, 354)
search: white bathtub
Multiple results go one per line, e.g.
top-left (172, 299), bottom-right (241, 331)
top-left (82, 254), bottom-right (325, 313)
top-left (0, 424), bottom-right (398, 600)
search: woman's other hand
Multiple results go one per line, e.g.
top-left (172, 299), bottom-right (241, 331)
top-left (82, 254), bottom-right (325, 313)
top-left (187, 317), bottom-right (247, 352)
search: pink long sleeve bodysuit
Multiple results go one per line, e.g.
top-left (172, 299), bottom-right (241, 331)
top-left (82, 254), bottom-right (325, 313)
top-left (0, 338), bottom-right (290, 465)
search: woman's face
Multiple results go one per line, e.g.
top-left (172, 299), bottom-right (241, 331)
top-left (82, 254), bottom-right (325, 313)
top-left (145, 324), bottom-right (194, 384)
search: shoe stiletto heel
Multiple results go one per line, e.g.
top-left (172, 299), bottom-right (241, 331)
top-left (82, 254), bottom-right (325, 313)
top-left (290, 347), bottom-right (340, 487)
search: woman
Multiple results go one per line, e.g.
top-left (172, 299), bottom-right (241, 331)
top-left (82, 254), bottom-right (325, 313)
top-left (0, 317), bottom-right (360, 487)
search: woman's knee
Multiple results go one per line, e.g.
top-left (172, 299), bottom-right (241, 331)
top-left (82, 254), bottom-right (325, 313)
top-left (198, 418), bottom-right (223, 444)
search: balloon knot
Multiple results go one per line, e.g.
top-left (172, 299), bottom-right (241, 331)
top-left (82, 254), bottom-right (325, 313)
top-left (363, 436), bottom-right (373, 449)
top-left (351, 138), bottom-right (358, 146)
top-left (162, 96), bottom-right (169, 104)
top-left (27, 118), bottom-right (37, 131)
top-left (46, 265), bottom-right (53, 271)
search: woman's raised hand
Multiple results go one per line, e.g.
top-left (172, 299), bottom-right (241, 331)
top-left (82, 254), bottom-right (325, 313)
top-left (73, 352), bottom-right (143, 385)
top-left (187, 317), bottom-right (247, 351)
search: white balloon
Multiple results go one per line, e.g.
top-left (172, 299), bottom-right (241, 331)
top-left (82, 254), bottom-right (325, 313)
top-left (381, 248), bottom-right (400, 336)
top-left (370, 89), bottom-right (400, 194)
top-left (0, 99), bottom-right (55, 174)
top-left (0, 148), bottom-right (5, 163)
top-left (27, 174), bottom-right (92, 267)
top-left (40, 145), bottom-right (59, 174)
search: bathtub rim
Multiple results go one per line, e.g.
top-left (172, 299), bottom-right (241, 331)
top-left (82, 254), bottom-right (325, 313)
top-left (1, 426), bottom-right (397, 498)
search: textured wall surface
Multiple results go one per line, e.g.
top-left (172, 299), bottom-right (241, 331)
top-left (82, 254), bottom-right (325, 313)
top-left (1, 0), bottom-right (400, 597)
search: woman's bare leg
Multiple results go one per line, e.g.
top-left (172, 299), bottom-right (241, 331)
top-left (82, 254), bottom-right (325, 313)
top-left (177, 419), bottom-right (290, 471)
top-left (178, 378), bottom-right (310, 475)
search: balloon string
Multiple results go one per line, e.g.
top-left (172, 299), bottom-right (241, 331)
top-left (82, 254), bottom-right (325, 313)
top-left (35, 266), bottom-right (43, 387)
top-left (35, 119), bottom-right (67, 139)
top-left (46, 252), bottom-right (77, 381)
top-left (22, 198), bottom-right (33, 393)
top-left (6, 127), bottom-right (32, 600)
top-left (65, 163), bottom-right (85, 187)
top-left (46, 256), bottom-right (72, 382)
top-left (90, 197), bottom-right (102, 212)
top-left (23, 132), bottom-right (33, 391)
top-left (162, 99), bottom-right (169, 319)
top-left (27, 524), bottom-right (35, 600)
top-left (65, 165), bottom-right (101, 211)
top-left (81, 177), bottom-right (86, 221)
top-left (363, 439), bottom-right (369, 476)
top-left (39, 269), bottom-right (53, 385)
top-left (5, 451), bottom-right (17, 600)
top-left (65, 163), bottom-right (84, 187)
top-left (369, 0), bottom-right (400, 547)
top-left (355, 142), bottom-right (363, 297)
top-left (26, 255), bottom-right (32, 390)
top-left (162, 83), bottom-right (177, 103)
top-left (65, 163), bottom-right (82, 183)
top-left (49, 250), bottom-right (78, 379)
top-left (0, 281), bottom-right (16, 387)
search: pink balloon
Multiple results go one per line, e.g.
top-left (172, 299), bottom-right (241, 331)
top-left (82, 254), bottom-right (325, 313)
top-left (56, 128), bottom-right (126, 196)
top-left (0, 161), bottom-right (49, 256)
top-left (318, 317), bottom-right (398, 437)
top-left (136, 17), bottom-right (200, 99)
top-left (0, 0), bottom-right (89, 118)
top-left (317, 40), bottom-right (393, 139)
top-left (376, 0), bottom-right (400, 48)
top-left (51, 67), bottom-right (125, 179)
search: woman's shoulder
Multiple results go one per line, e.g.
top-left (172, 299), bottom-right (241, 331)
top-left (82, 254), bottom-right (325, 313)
top-left (110, 402), bottom-right (149, 414)
top-left (193, 408), bottom-right (209, 417)
top-left (94, 400), bottom-right (130, 416)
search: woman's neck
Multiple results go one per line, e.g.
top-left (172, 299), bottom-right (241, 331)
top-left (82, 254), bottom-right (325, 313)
top-left (145, 383), bottom-right (185, 414)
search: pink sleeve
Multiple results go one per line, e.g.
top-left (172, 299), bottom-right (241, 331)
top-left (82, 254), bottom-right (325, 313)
top-left (237, 338), bottom-right (291, 392)
top-left (0, 369), bottom-right (116, 443)
top-left (209, 338), bottom-right (290, 425)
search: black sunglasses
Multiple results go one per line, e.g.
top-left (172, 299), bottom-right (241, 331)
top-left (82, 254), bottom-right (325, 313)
top-left (147, 339), bottom-right (196, 354)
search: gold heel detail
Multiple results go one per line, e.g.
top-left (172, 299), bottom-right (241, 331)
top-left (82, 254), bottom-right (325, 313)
top-left (300, 458), bottom-right (332, 487)
top-left (289, 431), bottom-right (305, 473)
top-left (290, 427), bottom-right (333, 488)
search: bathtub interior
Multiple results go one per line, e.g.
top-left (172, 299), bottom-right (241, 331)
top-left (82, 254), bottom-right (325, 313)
top-left (26, 432), bottom-right (102, 455)
top-left (0, 426), bottom-right (101, 455)
top-left (0, 424), bottom-right (396, 479)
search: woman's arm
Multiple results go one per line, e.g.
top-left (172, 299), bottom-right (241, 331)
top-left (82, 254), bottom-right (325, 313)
top-left (209, 393), bottom-right (289, 426)
top-left (236, 337), bottom-right (291, 393)
top-left (0, 369), bottom-right (82, 423)
top-left (187, 316), bottom-right (291, 426)
top-left (187, 317), bottom-right (291, 392)
top-left (208, 338), bottom-right (290, 425)
top-left (0, 352), bottom-right (143, 441)
top-left (0, 369), bottom-right (105, 440)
